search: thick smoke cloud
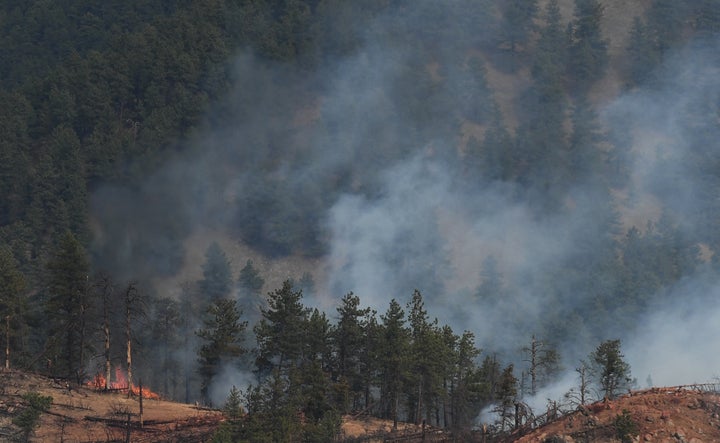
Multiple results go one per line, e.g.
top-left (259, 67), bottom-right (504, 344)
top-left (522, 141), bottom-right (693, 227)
top-left (90, 1), bottom-right (720, 395)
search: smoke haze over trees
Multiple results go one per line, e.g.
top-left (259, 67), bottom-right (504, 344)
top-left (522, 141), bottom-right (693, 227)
top-left (2, 0), bottom-right (720, 438)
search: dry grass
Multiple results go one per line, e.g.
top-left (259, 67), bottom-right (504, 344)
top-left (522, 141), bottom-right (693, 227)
top-left (0, 369), bottom-right (222, 442)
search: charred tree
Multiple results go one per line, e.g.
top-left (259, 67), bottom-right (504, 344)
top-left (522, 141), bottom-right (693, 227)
top-left (123, 282), bottom-right (145, 394)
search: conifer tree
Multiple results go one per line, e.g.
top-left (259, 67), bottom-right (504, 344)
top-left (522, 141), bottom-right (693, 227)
top-left (198, 242), bottom-right (233, 302)
top-left (332, 292), bottom-right (371, 412)
top-left (500, 0), bottom-right (539, 53)
top-left (254, 280), bottom-right (309, 377)
top-left (626, 17), bottom-right (661, 88)
top-left (45, 231), bottom-right (89, 380)
top-left (237, 259), bottom-right (265, 325)
top-left (197, 298), bottom-right (247, 405)
top-left (379, 299), bottom-right (410, 428)
top-left (0, 245), bottom-right (25, 370)
top-left (590, 339), bottom-right (633, 399)
top-left (566, 0), bottom-right (609, 93)
top-left (494, 364), bottom-right (518, 431)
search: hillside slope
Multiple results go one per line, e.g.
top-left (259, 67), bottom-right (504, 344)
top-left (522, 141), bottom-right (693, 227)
top-left (0, 370), bottom-right (222, 442)
top-left (512, 386), bottom-right (720, 443)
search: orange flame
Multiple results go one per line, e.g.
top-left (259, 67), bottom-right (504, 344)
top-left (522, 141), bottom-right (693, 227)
top-left (86, 367), bottom-right (160, 399)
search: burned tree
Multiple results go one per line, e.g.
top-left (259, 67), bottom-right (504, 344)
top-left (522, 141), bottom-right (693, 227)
top-left (522, 335), bottom-right (561, 396)
top-left (123, 282), bottom-right (145, 393)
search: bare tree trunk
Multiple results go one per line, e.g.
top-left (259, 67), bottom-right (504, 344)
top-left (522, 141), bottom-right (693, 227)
top-left (5, 315), bottom-right (9, 370)
top-left (101, 276), bottom-right (112, 390)
top-left (139, 379), bottom-right (144, 428)
top-left (124, 283), bottom-right (137, 395)
top-left (416, 383), bottom-right (423, 424)
top-left (78, 300), bottom-right (86, 384)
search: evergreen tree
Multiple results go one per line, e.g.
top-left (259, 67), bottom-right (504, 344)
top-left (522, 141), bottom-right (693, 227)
top-left (0, 245), bottom-right (26, 369)
top-left (150, 296), bottom-right (181, 398)
top-left (45, 231), bottom-right (90, 380)
top-left (449, 330), bottom-right (483, 432)
top-left (378, 299), bottom-right (410, 428)
top-left (197, 298), bottom-right (247, 405)
top-left (500, 0), bottom-right (539, 53)
top-left (625, 17), bottom-right (661, 88)
top-left (515, 0), bottom-right (568, 206)
top-left (198, 242), bottom-right (233, 302)
top-left (254, 280), bottom-right (309, 377)
top-left (568, 95), bottom-right (607, 185)
top-left (406, 290), bottom-right (444, 425)
top-left (647, 0), bottom-right (688, 52)
top-left (332, 292), bottom-right (371, 412)
top-left (590, 339), bottom-right (633, 399)
top-left (237, 259), bottom-right (265, 325)
top-left (566, 0), bottom-right (609, 93)
top-left (494, 364), bottom-right (518, 431)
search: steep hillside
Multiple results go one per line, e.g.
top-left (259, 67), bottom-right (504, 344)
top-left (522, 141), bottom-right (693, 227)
top-left (512, 386), bottom-right (720, 443)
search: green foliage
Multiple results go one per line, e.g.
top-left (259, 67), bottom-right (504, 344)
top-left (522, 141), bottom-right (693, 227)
top-left (494, 364), bottom-right (518, 431)
top-left (0, 245), bottom-right (26, 368)
top-left (44, 231), bottom-right (90, 379)
top-left (500, 0), bottom-right (539, 53)
top-left (614, 409), bottom-right (639, 443)
top-left (566, 0), bottom-right (608, 92)
top-left (332, 292), bottom-right (371, 412)
top-left (12, 392), bottom-right (52, 442)
top-left (254, 280), bottom-right (309, 377)
top-left (626, 17), bottom-right (662, 88)
top-left (590, 339), bottom-right (633, 399)
top-left (198, 242), bottom-right (233, 302)
top-left (197, 298), bottom-right (248, 404)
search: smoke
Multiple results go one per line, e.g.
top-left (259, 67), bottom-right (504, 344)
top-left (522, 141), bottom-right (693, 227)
top-left (88, 1), bottom-right (720, 401)
top-left (625, 272), bottom-right (720, 387)
top-left (207, 363), bottom-right (255, 408)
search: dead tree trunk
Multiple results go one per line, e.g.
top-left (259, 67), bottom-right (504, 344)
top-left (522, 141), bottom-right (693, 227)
top-left (4, 315), bottom-right (9, 370)
top-left (139, 378), bottom-right (144, 428)
top-left (124, 282), bottom-right (140, 395)
top-left (126, 286), bottom-right (133, 394)
top-left (99, 275), bottom-right (113, 390)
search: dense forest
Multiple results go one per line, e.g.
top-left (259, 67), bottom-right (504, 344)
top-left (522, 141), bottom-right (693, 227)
top-left (2, 0), bottom-right (720, 440)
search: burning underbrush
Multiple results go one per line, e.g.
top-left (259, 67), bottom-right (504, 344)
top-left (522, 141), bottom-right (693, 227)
top-left (85, 367), bottom-right (161, 399)
top-left (0, 369), bottom-right (221, 442)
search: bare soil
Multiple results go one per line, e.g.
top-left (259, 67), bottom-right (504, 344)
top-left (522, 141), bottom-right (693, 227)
top-left (0, 369), bottom-right (222, 442)
top-left (513, 386), bottom-right (720, 443)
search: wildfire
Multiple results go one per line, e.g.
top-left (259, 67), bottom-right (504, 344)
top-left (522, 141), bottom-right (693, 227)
top-left (86, 367), bottom-right (160, 400)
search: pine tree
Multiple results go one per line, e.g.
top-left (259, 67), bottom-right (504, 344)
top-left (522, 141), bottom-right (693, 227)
top-left (500, 0), bottom-right (539, 53)
top-left (406, 290), bottom-right (444, 425)
top-left (494, 364), bottom-right (518, 431)
top-left (0, 245), bottom-right (26, 370)
top-left (625, 17), bottom-right (661, 88)
top-left (45, 231), bottom-right (89, 380)
top-left (197, 298), bottom-right (247, 405)
top-left (590, 339), bottom-right (633, 399)
top-left (566, 0), bottom-right (608, 93)
top-left (332, 292), bottom-right (371, 412)
top-left (568, 95), bottom-right (607, 186)
top-left (449, 330), bottom-right (483, 431)
top-left (378, 299), bottom-right (410, 428)
top-left (198, 242), bottom-right (233, 302)
top-left (150, 296), bottom-right (181, 397)
top-left (515, 0), bottom-right (568, 205)
top-left (254, 280), bottom-right (309, 377)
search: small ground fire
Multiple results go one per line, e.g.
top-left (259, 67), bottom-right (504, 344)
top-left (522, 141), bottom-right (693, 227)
top-left (86, 367), bottom-right (160, 399)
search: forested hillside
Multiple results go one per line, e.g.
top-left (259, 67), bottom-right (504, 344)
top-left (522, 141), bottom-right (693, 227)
top-left (2, 0), bottom-right (720, 440)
